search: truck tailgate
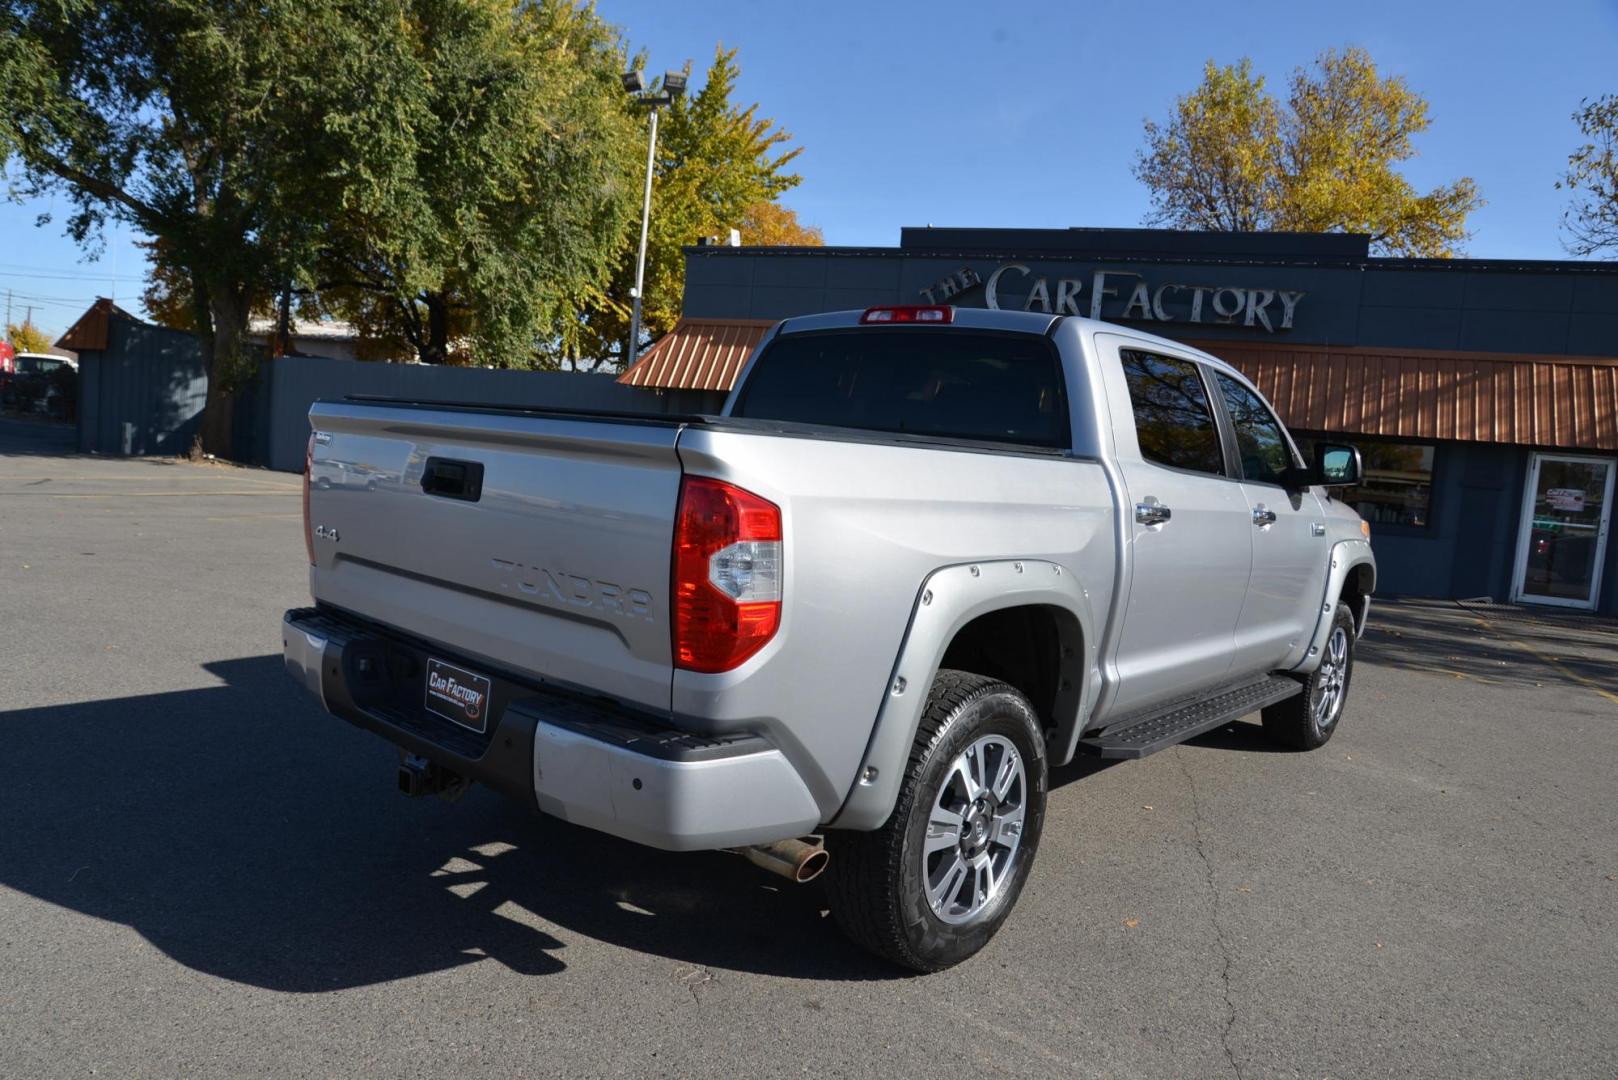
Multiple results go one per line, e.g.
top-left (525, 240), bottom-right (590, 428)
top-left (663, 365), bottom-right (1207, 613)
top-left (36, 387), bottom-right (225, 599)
top-left (305, 400), bottom-right (684, 711)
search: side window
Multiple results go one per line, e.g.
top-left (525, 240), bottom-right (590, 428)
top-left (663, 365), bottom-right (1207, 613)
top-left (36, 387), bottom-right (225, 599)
top-left (1212, 373), bottom-right (1295, 486)
top-left (1119, 349), bottom-right (1225, 475)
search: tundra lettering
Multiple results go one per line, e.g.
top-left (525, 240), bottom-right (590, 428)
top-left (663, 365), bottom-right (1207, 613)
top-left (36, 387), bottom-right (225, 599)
top-left (489, 558), bottom-right (654, 622)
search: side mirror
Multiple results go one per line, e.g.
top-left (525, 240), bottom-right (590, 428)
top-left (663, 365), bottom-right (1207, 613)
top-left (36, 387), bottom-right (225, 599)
top-left (1312, 442), bottom-right (1362, 486)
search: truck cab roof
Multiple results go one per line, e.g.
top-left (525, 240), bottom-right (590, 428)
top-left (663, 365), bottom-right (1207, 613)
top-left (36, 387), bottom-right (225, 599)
top-left (772, 306), bottom-right (1249, 382)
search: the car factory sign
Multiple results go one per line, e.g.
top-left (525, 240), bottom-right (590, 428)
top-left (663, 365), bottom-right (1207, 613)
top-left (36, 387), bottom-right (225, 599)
top-left (920, 263), bottom-right (1305, 333)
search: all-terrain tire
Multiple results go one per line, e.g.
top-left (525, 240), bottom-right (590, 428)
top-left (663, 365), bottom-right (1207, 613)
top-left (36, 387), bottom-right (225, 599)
top-left (1262, 601), bottom-right (1357, 750)
top-left (824, 670), bottom-right (1048, 972)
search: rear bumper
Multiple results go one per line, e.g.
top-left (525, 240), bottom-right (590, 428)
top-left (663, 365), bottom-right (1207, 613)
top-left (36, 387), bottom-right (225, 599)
top-left (281, 607), bottom-right (821, 851)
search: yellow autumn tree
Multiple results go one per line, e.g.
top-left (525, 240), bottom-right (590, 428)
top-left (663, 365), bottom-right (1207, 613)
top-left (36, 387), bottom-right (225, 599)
top-left (738, 201), bottom-right (823, 246)
top-left (6, 321), bottom-right (53, 354)
top-left (1135, 48), bottom-right (1482, 257)
top-left (139, 238), bottom-right (203, 332)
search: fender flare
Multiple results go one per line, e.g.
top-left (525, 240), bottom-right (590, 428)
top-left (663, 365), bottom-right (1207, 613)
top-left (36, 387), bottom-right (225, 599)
top-left (828, 559), bottom-right (1100, 831)
top-left (1292, 539), bottom-right (1376, 675)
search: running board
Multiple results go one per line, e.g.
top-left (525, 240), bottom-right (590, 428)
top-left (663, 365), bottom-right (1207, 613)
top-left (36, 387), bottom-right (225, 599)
top-left (1077, 676), bottom-right (1303, 760)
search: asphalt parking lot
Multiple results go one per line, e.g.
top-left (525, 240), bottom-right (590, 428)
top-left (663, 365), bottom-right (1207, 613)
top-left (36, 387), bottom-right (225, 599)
top-left (3, 417), bottom-right (1616, 1079)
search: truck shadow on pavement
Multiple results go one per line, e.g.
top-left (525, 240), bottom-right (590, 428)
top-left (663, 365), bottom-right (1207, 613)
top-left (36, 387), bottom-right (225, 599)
top-left (0, 655), bottom-right (900, 990)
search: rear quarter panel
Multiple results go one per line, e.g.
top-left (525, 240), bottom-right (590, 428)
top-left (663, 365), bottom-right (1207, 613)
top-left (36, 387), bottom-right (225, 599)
top-left (672, 427), bottom-right (1117, 817)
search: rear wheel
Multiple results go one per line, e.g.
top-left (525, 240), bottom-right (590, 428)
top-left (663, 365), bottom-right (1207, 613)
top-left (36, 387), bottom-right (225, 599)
top-left (824, 670), bottom-right (1048, 972)
top-left (1262, 601), bottom-right (1356, 750)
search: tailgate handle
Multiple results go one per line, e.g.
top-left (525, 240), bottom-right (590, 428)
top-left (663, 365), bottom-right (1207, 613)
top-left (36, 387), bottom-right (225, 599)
top-left (420, 457), bottom-right (484, 502)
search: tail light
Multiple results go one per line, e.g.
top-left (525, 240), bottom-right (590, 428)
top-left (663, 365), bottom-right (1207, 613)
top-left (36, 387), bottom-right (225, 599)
top-left (860, 305), bottom-right (952, 324)
top-left (672, 476), bottom-right (782, 673)
top-left (303, 432), bottom-right (316, 565)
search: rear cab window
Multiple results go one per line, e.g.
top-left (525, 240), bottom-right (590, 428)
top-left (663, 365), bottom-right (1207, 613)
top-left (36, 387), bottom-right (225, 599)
top-left (731, 329), bottom-right (1070, 449)
top-left (1118, 349), bottom-right (1225, 475)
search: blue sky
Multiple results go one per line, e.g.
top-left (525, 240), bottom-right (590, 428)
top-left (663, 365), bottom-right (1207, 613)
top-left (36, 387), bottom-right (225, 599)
top-left (3, 0), bottom-right (1614, 339)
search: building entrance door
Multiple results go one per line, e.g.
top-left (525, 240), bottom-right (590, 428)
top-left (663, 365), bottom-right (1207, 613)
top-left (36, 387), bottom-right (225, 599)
top-left (1510, 453), bottom-right (1615, 610)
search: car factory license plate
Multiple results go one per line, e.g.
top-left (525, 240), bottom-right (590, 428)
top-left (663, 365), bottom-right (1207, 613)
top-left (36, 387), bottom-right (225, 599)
top-left (424, 657), bottom-right (493, 733)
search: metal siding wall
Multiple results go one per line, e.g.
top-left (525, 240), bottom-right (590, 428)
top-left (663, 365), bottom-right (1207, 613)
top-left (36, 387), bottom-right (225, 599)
top-left (1359, 441), bottom-right (1461, 599)
top-left (71, 312), bottom-right (700, 470)
top-left (136, 319), bottom-right (208, 455)
top-left (1300, 442), bottom-right (1529, 603)
top-left (76, 350), bottom-right (102, 452)
top-left (682, 249), bottom-right (1618, 356)
top-left (1450, 444), bottom-right (1529, 603)
top-left (76, 317), bottom-right (210, 457)
top-left (1602, 508), bottom-right (1618, 616)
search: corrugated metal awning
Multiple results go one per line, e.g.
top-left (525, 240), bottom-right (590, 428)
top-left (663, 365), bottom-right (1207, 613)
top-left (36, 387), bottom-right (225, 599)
top-left (618, 318), bottom-right (1618, 452)
top-left (617, 318), bottom-right (776, 391)
top-left (1210, 343), bottom-right (1618, 452)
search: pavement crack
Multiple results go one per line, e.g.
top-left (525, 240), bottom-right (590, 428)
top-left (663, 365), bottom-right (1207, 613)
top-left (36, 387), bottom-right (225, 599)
top-left (1178, 753), bottom-right (1244, 1080)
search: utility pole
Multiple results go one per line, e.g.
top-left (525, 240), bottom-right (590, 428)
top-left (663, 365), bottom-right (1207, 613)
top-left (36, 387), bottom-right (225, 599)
top-left (627, 105), bottom-right (659, 369)
top-left (620, 65), bottom-right (687, 368)
top-left (5, 289), bottom-right (11, 329)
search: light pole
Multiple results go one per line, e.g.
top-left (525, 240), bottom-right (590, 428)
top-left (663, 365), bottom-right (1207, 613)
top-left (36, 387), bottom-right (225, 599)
top-left (622, 67), bottom-right (686, 367)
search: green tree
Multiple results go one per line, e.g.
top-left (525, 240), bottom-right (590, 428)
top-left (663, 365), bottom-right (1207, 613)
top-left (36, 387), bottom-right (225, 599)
top-left (562, 46), bottom-right (806, 370)
top-left (0, 0), bottom-right (387, 452)
top-left (1559, 94), bottom-right (1618, 257)
top-left (1135, 48), bottom-right (1482, 256)
top-left (315, 0), bottom-right (640, 366)
top-left (2, 0), bottom-right (641, 455)
top-left (6, 320), bottom-right (51, 353)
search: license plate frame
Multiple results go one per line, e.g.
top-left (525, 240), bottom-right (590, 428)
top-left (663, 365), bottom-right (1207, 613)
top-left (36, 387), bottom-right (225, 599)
top-left (423, 657), bottom-right (493, 733)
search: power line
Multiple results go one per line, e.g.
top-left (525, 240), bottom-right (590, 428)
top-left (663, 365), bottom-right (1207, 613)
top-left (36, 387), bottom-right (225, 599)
top-left (1, 289), bottom-right (121, 305)
top-left (1, 296), bottom-right (110, 315)
top-left (0, 267), bottom-right (130, 282)
top-left (0, 287), bottom-right (118, 303)
top-left (0, 258), bottom-right (118, 269)
top-left (2, 290), bottom-right (106, 305)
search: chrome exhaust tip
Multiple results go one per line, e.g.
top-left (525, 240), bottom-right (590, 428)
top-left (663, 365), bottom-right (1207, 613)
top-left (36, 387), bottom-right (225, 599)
top-left (741, 838), bottom-right (829, 884)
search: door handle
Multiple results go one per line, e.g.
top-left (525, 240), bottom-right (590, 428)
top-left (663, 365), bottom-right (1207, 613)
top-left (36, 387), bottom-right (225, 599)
top-left (421, 457), bottom-right (484, 502)
top-left (1252, 505), bottom-right (1277, 528)
top-left (1135, 502), bottom-right (1172, 527)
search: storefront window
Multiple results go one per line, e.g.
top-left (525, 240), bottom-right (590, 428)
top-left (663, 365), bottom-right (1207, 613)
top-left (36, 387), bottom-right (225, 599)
top-left (1300, 438), bottom-right (1435, 527)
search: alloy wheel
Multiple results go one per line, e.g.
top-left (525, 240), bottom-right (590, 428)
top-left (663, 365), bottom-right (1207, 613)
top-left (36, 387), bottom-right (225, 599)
top-left (922, 733), bottom-right (1028, 925)
top-left (1313, 625), bottom-right (1350, 731)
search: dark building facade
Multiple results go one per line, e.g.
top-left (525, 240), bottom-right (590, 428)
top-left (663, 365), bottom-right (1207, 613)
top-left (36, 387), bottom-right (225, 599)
top-left (622, 228), bottom-right (1618, 615)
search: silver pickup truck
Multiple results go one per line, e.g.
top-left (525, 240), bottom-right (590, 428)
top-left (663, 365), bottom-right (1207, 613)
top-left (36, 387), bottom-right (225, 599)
top-left (283, 306), bottom-right (1375, 971)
